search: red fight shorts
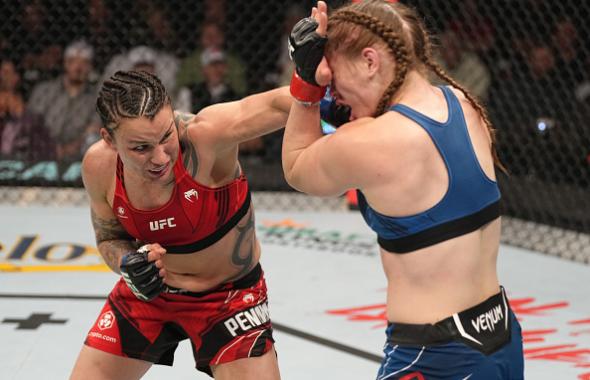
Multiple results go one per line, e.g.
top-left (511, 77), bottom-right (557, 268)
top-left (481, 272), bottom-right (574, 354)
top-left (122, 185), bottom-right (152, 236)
top-left (84, 263), bottom-right (274, 376)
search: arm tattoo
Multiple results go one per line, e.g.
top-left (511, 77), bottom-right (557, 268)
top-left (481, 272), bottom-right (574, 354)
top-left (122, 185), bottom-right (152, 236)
top-left (224, 208), bottom-right (255, 282)
top-left (99, 240), bottom-right (136, 274)
top-left (91, 209), bottom-right (136, 274)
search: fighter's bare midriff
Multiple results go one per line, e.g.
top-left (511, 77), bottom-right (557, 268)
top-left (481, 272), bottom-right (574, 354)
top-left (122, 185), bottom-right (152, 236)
top-left (162, 209), bottom-right (262, 292)
top-left (381, 218), bottom-right (501, 324)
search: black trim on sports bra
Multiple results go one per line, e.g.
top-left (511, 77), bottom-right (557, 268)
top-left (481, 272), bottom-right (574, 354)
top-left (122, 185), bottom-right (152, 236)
top-left (378, 199), bottom-right (501, 254)
top-left (163, 190), bottom-right (252, 254)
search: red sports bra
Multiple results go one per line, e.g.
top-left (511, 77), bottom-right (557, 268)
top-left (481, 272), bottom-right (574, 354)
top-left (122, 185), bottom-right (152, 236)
top-left (112, 148), bottom-right (250, 254)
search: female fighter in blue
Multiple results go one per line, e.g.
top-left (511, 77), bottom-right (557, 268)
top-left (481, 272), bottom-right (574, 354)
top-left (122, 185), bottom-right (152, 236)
top-left (282, 1), bottom-right (524, 379)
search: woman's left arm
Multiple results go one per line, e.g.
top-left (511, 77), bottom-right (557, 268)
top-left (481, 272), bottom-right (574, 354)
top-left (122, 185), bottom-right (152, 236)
top-left (282, 106), bottom-right (377, 196)
top-left (193, 86), bottom-right (292, 149)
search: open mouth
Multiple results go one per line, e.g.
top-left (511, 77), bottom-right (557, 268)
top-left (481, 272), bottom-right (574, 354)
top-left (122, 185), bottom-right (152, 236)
top-left (148, 163), bottom-right (170, 178)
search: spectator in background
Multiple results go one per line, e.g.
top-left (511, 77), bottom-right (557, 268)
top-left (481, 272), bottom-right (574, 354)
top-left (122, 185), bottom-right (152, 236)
top-left (524, 45), bottom-right (561, 99)
top-left (551, 18), bottom-right (588, 90)
top-left (274, 4), bottom-right (306, 87)
top-left (204, 0), bottom-right (227, 26)
top-left (27, 40), bottom-right (99, 162)
top-left (0, 57), bottom-right (55, 161)
top-left (491, 42), bottom-right (561, 115)
top-left (136, 0), bottom-right (178, 53)
top-left (0, 58), bottom-right (19, 94)
top-left (255, 4), bottom-right (307, 163)
top-left (177, 49), bottom-right (263, 155)
top-left (9, 0), bottom-right (64, 97)
top-left (435, 29), bottom-right (491, 101)
top-left (176, 21), bottom-right (247, 96)
top-left (84, 0), bottom-right (121, 72)
top-left (100, 45), bottom-right (179, 96)
top-left (448, 0), bottom-right (497, 66)
top-left (131, 60), bottom-right (156, 76)
top-left (492, 43), bottom-right (565, 130)
top-left (188, 49), bottom-right (240, 111)
top-left (488, 42), bottom-right (579, 178)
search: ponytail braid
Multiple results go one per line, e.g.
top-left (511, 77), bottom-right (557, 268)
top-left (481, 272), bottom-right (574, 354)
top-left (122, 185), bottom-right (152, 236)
top-left (416, 26), bottom-right (506, 172)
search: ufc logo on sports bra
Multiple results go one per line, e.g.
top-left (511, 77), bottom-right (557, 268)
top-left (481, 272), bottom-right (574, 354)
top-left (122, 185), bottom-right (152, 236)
top-left (149, 217), bottom-right (176, 231)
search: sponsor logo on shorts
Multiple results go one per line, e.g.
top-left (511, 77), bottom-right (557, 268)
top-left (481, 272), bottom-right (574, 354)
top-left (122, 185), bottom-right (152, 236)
top-left (243, 293), bottom-right (255, 304)
top-left (88, 331), bottom-right (117, 343)
top-left (471, 304), bottom-right (504, 333)
top-left (97, 311), bottom-right (115, 330)
top-left (224, 302), bottom-right (270, 337)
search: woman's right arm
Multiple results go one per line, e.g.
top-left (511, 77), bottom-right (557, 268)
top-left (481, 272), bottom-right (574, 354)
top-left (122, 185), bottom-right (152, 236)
top-left (81, 144), bottom-right (137, 274)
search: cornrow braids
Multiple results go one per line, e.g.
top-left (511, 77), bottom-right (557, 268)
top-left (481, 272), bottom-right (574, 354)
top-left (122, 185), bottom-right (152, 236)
top-left (415, 26), bottom-right (507, 172)
top-left (328, 8), bottom-right (412, 117)
top-left (96, 70), bottom-right (171, 136)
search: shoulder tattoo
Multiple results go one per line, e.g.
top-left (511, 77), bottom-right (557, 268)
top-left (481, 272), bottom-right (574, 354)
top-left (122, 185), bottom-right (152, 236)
top-left (180, 124), bottom-right (200, 178)
top-left (174, 111), bottom-right (196, 131)
top-left (175, 111), bottom-right (200, 178)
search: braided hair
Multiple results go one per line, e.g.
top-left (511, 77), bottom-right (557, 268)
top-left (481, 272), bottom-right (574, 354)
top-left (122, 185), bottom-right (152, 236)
top-left (96, 70), bottom-right (171, 136)
top-left (326, 0), bottom-right (504, 170)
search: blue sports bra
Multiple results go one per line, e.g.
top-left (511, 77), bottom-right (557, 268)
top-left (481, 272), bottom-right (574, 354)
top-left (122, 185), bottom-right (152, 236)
top-left (357, 86), bottom-right (501, 254)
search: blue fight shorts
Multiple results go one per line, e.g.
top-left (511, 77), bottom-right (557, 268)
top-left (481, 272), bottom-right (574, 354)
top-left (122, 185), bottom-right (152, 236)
top-left (377, 287), bottom-right (524, 380)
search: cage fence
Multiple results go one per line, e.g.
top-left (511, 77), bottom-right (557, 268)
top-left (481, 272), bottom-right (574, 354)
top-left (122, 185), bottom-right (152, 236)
top-left (1, 0), bottom-right (589, 263)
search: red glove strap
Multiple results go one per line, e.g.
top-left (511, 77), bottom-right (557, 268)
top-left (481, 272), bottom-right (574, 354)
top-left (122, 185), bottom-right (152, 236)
top-left (290, 71), bottom-right (326, 105)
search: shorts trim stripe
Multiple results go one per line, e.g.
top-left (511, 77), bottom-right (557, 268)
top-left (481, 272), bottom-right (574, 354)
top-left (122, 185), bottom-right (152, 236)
top-left (214, 335), bottom-right (246, 365)
top-left (502, 289), bottom-right (509, 330)
top-left (224, 290), bottom-right (239, 304)
top-left (247, 330), bottom-right (265, 357)
top-left (378, 344), bottom-right (397, 378)
top-left (379, 346), bottom-right (425, 380)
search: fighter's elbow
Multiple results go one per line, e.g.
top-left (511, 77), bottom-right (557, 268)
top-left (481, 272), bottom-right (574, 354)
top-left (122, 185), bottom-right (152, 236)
top-left (281, 164), bottom-right (305, 193)
top-left (282, 167), bottom-right (300, 190)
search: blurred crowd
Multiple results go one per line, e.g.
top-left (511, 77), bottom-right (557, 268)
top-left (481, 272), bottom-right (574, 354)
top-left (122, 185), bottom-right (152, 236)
top-left (0, 0), bottom-right (589, 184)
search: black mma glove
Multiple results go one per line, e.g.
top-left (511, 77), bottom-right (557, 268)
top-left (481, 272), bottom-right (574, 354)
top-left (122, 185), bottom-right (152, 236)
top-left (120, 245), bottom-right (165, 301)
top-left (288, 17), bottom-right (328, 86)
top-left (320, 96), bottom-right (351, 128)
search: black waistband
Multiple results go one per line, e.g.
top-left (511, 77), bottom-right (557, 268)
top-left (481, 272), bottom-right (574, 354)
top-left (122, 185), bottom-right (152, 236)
top-left (387, 287), bottom-right (511, 355)
top-left (379, 199), bottom-right (501, 254)
top-left (164, 262), bottom-right (262, 297)
top-left (164, 190), bottom-right (251, 254)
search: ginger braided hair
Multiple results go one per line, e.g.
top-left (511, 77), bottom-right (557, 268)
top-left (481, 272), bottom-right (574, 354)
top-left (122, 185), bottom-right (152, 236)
top-left (326, 0), bottom-right (505, 170)
top-left (328, 4), bottom-right (412, 116)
